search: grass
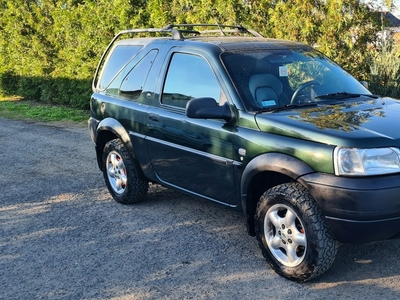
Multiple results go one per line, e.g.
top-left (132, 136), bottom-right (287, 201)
top-left (0, 96), bottom-right (89, 124)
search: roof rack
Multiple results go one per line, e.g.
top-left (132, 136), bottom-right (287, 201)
top-left (166, 24), bottom-right (263, 38)
top-left (109, 24), bottom-right (263, 44)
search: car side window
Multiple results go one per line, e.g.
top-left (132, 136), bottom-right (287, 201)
top-left (119, 50), bottom-right (158, 101)
top-left (161, 53), bottom-right (224, 108)
top-left (98, 45), bottom-right (142, 90)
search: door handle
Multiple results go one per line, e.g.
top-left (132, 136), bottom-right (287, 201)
top-left (149, 113), bottom-right (159, 122)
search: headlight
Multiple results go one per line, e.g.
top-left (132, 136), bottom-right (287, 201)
top-left (334, 147), bottom-right (400, 176)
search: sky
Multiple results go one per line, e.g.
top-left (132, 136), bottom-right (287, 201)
top-left (366, 0), bottom-right (400, 16)
top-left (392, 1), bottom-right (400, 16)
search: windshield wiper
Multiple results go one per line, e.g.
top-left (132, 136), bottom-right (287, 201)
top-left (256, 102), bottom-right (317, 113)
top-left (315, 92), bottom-right (379, 100)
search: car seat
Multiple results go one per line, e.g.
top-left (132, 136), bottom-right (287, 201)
top-left (248, 73), bottom-right (284, 108)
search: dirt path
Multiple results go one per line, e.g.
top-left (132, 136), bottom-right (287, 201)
top-left (1, 118), bottom-right (400, 299)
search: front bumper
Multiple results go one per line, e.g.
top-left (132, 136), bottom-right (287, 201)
top-left (301, 172), bottom-right (400, 244)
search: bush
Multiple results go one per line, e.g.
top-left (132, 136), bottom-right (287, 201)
top-left (368, 47), bottom-right (400, 98)
top-left (0, 71), bottom-right (19, 95)
top-left (0, 0), bottom-right (148, 109)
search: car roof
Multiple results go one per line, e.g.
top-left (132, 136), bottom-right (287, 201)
top-left (110, 24), bottom-right (311, 53)
top-left (185, 36), bottom-right (309, 51)
top-left (115, 36), bottom-right (310, 53)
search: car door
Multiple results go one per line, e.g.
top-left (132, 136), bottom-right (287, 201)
top-left (146, 51), bottom-right (238, 205)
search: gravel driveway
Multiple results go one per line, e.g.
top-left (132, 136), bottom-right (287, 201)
top-left (1, 118), bottom-right (400, 299)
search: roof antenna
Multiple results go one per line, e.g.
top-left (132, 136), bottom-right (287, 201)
top-left (208, 8), bottom-right (225, 36)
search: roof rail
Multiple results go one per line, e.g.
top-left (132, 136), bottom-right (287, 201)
top-left (167, 24), bottom-right (263, 38)
top-left (110, 24), bottom-right (263, 43)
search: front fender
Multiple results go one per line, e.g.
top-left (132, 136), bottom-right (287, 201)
top-left (241, 153), bottom-right (314, 195)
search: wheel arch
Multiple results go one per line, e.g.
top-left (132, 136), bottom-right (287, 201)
top-left (95, 118), bottom-right (144, 178)
top-left (240, 153), bottom-right (315, 236)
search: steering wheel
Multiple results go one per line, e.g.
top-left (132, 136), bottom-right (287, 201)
top-left (290, 80), bottom-right (320, 104)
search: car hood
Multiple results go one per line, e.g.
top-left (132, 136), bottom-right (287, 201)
top-left (255, 98), bottom-right (400, 148)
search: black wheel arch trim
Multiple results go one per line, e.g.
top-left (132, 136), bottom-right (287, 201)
top-left (240, 153), bottom-right (315, 235)
top-left (94, 118), bottom-right (145, 179)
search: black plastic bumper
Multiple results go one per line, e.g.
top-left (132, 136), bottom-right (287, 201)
top-left (301, 172), bottom-right (400, 244)
top-left (88, 117), bottom-right (99, 145)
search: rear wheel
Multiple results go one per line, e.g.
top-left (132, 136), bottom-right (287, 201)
top-left (255, 182), bottom-right (337, 282)
top-left (102, 139), bottom-right (148, 204)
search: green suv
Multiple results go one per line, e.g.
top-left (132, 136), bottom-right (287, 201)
top-left (88, 24), bottom-right (400, 282)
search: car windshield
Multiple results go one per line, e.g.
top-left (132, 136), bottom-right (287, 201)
top-left (221, 46), bottom-right (371, 112)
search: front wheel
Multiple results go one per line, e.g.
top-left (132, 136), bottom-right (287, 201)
top-left (102, 139), bottom-right (148, 204)
top-left (255, 183), bottom-right (337, 282)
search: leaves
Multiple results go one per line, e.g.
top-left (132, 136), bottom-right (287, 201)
top-left (267, 0), bottom-right (323, 45)
top-left (0, 0), bottom-right (148, 107)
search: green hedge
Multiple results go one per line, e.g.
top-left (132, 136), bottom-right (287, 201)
top-left (369, 47), bottom-right (400, 98)
top-left (0, 0), bottom-right (397, 110)
top-left (0, 0), bottom-right (148, 109)
top-left (0, 73), bottom-right (92, 109)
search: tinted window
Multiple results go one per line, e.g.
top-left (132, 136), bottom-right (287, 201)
top-left (98, 45), bottom-right (142, 90)
top-left (118, 50), bottom-right (158, 101)
top-left (162, 53), bottom-right (223, 108)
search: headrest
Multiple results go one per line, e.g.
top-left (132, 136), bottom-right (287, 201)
top-left (249, 74), bottom-right (283, 98)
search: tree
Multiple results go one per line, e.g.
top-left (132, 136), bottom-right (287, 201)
top-left (316, 0), bottom-right (380, 79)
top-left (146, 0), bottom-right (246, 27)
top-left (267, 0), bottom-right (323, 45)
top-left (0, 0), bottom-right (58, 99)
top-left (258, 0), bottom-right (380, 79)
top-left (0, 0), bottom-right (149, 107)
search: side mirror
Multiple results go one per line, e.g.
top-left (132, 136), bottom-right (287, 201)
top-left (186, 97), bottom-right (234, 122)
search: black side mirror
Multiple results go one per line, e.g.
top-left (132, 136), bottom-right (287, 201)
top-left (186, 97), bottom-right (234, 122)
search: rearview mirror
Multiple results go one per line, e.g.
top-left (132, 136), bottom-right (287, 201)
top-left (360, 81), bottom-right (369, 89)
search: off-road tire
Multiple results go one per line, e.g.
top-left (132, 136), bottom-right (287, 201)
top-left (102, 139), bottom-right (148, 204)
top-left (255, 182), bottom-right (337, 282)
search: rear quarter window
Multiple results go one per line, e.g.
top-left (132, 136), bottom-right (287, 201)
top-left (107, 50), bottom-right (158, 101)
top-left (97, 45), bottom-right (142, 90)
